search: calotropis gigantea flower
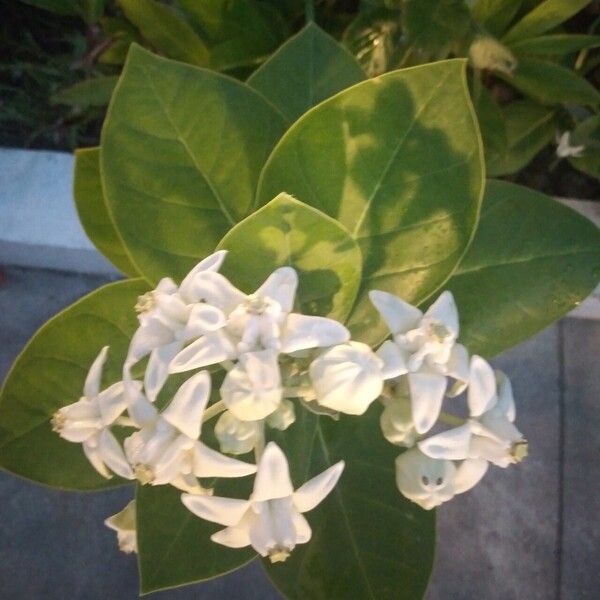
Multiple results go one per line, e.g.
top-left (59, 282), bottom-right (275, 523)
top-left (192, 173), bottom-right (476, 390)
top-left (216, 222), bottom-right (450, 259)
top-left (52, 346), bottom-right (133, 480)
top-left (220, 349), bottom-right (283, 421)
top-left (105, 501), bottom-right (137, 554)
top-left (369, 290), bottom-right (469, 434)
top-left (182, 442), bottom-right (344, 562)
top-left (309, 341), bottom-right (403, 416)
top-left (418, 356), bottom-right (528, 468)
top-left (215, 411), bottom-right (262, 455)
top-left (169, 267), bottom-right (349, 373)
top-left (556, 131), bottom-right (585, 158)
top-left (124, 371), bottom-right (256, 493)
top-left (395, 448), bottom-right (488, 510)
top-left (380, 394), bottom-right (417, 447)
top-left (124, 251), bottom-right (229, 402)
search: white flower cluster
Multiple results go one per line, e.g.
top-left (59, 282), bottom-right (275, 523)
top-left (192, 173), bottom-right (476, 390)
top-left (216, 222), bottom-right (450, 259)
top-left (51, 251), bottom-right (527, 559)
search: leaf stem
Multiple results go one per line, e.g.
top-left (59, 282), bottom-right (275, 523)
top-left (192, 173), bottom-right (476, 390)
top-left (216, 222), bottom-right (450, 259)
top-left (305, 0), bottom-right (315, 23)
top-left (202, 400), bottom-right (226, 423)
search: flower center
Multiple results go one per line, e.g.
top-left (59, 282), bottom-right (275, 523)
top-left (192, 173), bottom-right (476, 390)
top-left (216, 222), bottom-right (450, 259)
top-left (243, 294), bottom-right (272, 315)
top-left (510, 439), bottom-right (529, 463)
top-left (134, 464), bottom-right (155, 484)
top-left (268, 547), bottom-right (291, 563)
top-left (427, 321), bottom-right (451, 343)
top-left (135, 292), bottom-right (156, 314)
top-left (51, 412), bottom-right (65, 433)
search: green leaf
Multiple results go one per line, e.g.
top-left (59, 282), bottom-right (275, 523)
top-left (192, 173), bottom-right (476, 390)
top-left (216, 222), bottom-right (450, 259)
top-left (136, 483), bottom-right (255, 594)
top-left (256, 59), bottom-right (484, 344)
top-left (472, 81), bottom-right (507, 154)
top-left (486, 100), bottom-right (555, 177)
top-left (503, 0), bottom-right (592, 44)
top-left (445, 180), bottom-right (600, 358)
top-left (118, 0), bottom-right (209, 66)
top-left (74, 147), bottom-right (139, 277)
top-left (101, 44), bottom-right (286, 284)
top-left (263, 405), bottom-right (435, 600)
top-left (247, 23), bottom-right (366, 125)
top-left (502, 57), bottom-right (600, 106)
top-left (568, 115), bottom-right (600, 180)
top-left (402, 0), bottom-right (471, 58)
top-left (80, 0), bottom-right (105, 23)
top-left (470, 0), bottom-right (523, 37)
top-left (217, 193), bottom-right (362, 322)
top-left (19, 0), bottom-right (80, 15)
top-left (509, 34), bottom-right (600, 57)
top-left (0, 279), bottom-right (149, 490)
top-left (51, 76), bottom-right (118, 108)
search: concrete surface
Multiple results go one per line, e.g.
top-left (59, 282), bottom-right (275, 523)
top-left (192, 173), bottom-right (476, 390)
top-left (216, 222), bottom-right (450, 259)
top-left (0, 266), bottom-right (599, 599)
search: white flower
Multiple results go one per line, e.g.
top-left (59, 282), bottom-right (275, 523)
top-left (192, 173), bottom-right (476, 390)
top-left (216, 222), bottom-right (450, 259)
top-left (395, 448), bottom-right (488, 510)
top-left (220, 349), bottom-right (282, 421)
top-left (380, 396), bottom-right (417, 447)
top-left (182, 442), bottom-right (344, 562)
top-left (418, 356), bottom-right (528, 468)
top-left (124, 371), bottom-right (256, 492)
top-left (169, 267), bottom-right (349, 373)
top-left (51, 346), bottom-right (133, 480)
top-left (215, 411), bottom-right (262, 455)
top-left (266, 399), bottom-right (296, 431)
top-left (556, 131), bottom-right (585, 158)
top-left (309, 341), bottom-right (394, 415)
top-left (105, 501), bottom-right (137, 554)
top-left (124, 251), bottom-right (228, 402)
top-left (369, 290), bottom-right (469, 434)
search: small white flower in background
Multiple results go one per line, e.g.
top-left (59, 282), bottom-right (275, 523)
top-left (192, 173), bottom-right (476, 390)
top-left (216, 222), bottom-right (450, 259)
top-left (418, 356), bottom-right (528, 468)
top-left (395, 448), bottom-right (488, 510)
top-left (105, 501), bottom-right (137, 554)
top-left (215, 411), bottom-right (262, 455)
top-left (169, 267), bottom-right (349, 373)
top-left (182, 442), bottom-right (344, 562)
top-left (369, 290), bottom-right (469, 434)
top-left (124, 371), bottom-right (256, 493)
top-left (52, 346), bottom-right (133, 480)
top-left (380, 395), bottom-right (417, 447)
top-left (124, 251), bottom-right (229, 402)
top-left (220, 349), bottom-right (283, 421)
top-left (556, 131), bottom-right (585, 158)
top-left (309, 341), bottom-right (396, 415)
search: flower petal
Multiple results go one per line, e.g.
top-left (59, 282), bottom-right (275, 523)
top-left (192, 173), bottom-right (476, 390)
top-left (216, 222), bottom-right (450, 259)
top-left (468, 355), bottom-right (497, 417)
top-left (256, 267), bottom-right (297, 313)
top-left (495, 370), bottom-right (516, 422)
top-left (408, 372), bottom-right (447, 434)
top-left (126, 318), bottom-right (174, 367)
top-left (418, 424), bottom-right (472, 460)
top-left (189, 271), bottom-right (246, 314)
top-left (97, 429), bottom-right (134, 479)
top-left (376, 340), bottom-right (409, 379)
top-left (169, 331), bottom-right (237, 373)
top-left (293, 461), bottom-right (345, 513)
top-left (145, 341), bottom-right (183, 403)
top-left (424, 291), bottom-right (459, 336)
top-left (184, 303), bottom-right (227, 338)
top-left (179, 250), bottom-right (228, 301)
top-left (126, 387), bottom-right (158, 427)
top-left (453, 458), bottom-right (488, 494)
top-left (292, 511), bottom-right (312, 544)
top-left (252, 442), bottom-right (294, 502)
top-left (83, 437), bottom-right (112, 479)
top-left (162, 371), bottom-right (211, 439)
top-left (193, 442), bottom-right (257, 478)
top-left (368, 290), bottom-right (422, 335)
top-left (181, 494), bottom-right (251, 526)
top-left (84, 346), bottom-right (108, 398)
top-left (211, 524), bottom-right (252, 549)
top-left (446, 343), bottom-right (469, 396)
top-left (97, 381), bottom-right (129, 426)
top-left (280, 314), bottom-right (349, 354)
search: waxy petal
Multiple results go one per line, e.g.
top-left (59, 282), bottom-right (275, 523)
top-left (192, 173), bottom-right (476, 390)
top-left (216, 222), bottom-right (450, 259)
top-left (418, 424), bottom-right (472, 460)
top-left (446, 343), bottom-right (469, 395)
top-left (453, 458), bottom-right (488, 494)
top-left (83, 437), bottom-right (112, 479)
top-left (84, 346), bottom-right (108, 399)
top-left (369, 290), bottom-right (422, 335)
top-left (211, 524), bottom-right (252, 549)
top-left (256, 267), bottom-right (298, 314)
top-left (376, 340), bottom-right (409, 379)
top-left (292, 512), bottom-right (312, 544)
top-left (468, 356), bottom-right (497, 417)
top-left (252, 442), bottom-right (294, 502)
top-left (193, 442), bottom-right (257, 478)
top-left (424, 291), bottom-right (459, 336)
top-left (97, 381), bottom-right (129, 426)
top-left (184, 303), bottom-right (227, 338)
top-left (495, 370), bottom-right (516, 422)
top-left (97, 429), bottom-right (134, 479)
top-left (293, 461), bottom-right (344, 513)
top-left (182, 494), bottom-right (251, 526)
top-left (280, 314), bottom-right (349, 354)
top-left (189, 271), bottom-right (246, 314)
top-left (145, 341), bottom-right (183, 403)
top-left (179, 250), bottom-right (228, 301)
top-left (408, 372), bottom-right (447, 434)
top-left (126, 318), bottom-right (174, 367)
top-left (169, 331), bottom-right (236, 373)
top-left (162, 371), bottom-right (210, 439)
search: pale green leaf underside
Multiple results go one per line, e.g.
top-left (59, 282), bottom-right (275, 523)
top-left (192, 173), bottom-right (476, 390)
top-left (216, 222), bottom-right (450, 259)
top-left (257, 59), bottom-right (484, 344)
top-left (446, 180), bottom-right (600, 358)
top-left (263, 406), bottom-right (435, 600)
top-left (74, 147), bottom-right (139, 277)
top-left (247, 23), bottom-right (366, 125)
top-left (101, 44), bottom-right (286, 284)
top-left (0, 279), bottom-right (149, 490)
top-left (217, 193), bottom-right (363, 323)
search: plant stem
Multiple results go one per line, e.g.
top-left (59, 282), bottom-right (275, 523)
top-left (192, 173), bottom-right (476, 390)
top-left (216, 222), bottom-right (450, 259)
top-left (305, 0), bottom-right (315, 23)
top-left (254, 421), bottom-right (265, 464)
top-left (202, 400), bottom-right (226, 423)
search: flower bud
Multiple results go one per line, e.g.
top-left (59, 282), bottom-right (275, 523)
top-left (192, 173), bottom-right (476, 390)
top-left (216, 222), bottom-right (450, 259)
top-left (380, 399), bottom-right (417, 447)
top-left (266, 399), bottom-right (296, 431)
top-left (215, 410), bottom-right (261, 455)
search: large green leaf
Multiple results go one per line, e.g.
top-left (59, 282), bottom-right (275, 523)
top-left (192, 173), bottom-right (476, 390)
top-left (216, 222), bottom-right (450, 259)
top-left (101, 44), bottom-right (286, 284)
top-left (445, 180), bottom-right (600, 358)
top-left (263, 404), bottom-right (435, 600)
top-left (0, 279), bottom-right (149, 490)
top-left (118, 0), bottom-right (209, 67)
top-left (136, 482), bottom-right (255, 594)
top-left (486, 100), bottom-right (555, 177)
top-left (502, 0), bottom-right (592, 44)
top-left (257, 59), bottom-right (485, 344)
top-left (74, 147), bottom-right (138, 277)
top-left (247, 23), bottom-right (366, 125)
top-left (217, 193), bottom-right (362, 322)
top-left (502, 57), bottom-right (600, 106)
top-left (509, 34), bottom-right (600, 57)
